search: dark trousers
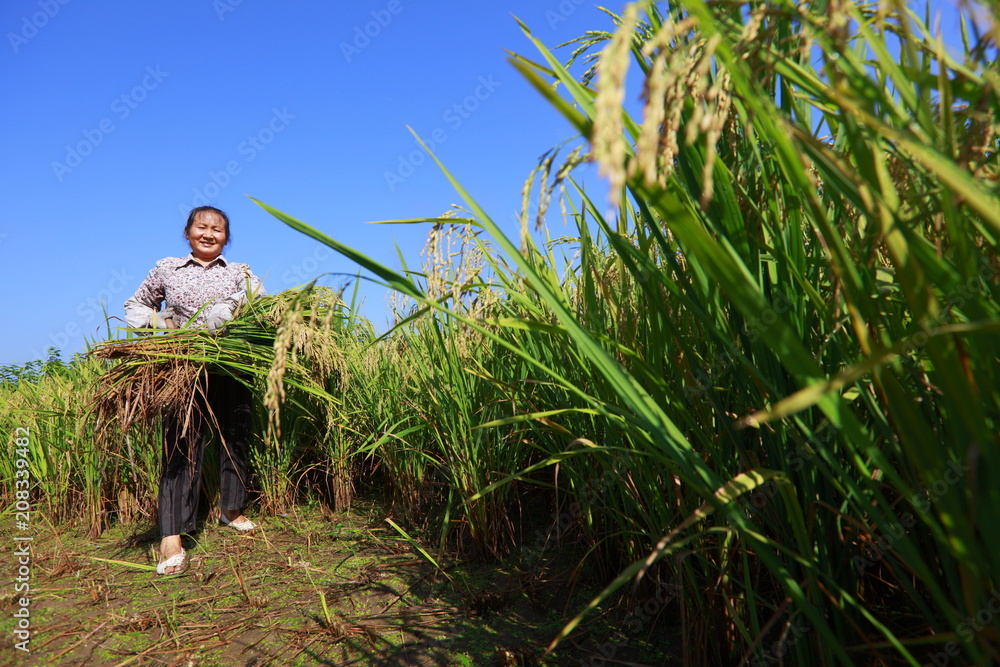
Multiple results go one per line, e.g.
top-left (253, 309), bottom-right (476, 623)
top-left (158, 373), bottom-right (252, 537)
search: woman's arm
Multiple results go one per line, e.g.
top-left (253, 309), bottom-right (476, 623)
top-left (123, 265), bottom-right (165, 328)
top-left (206, 266), bottom-right (266, 331)
top-left (228, 267), bottom-right (267, 307)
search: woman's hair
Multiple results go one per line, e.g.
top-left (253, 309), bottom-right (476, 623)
top-left (184, 206), bottom-right (232, 246)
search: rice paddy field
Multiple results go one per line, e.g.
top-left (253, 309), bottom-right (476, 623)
top-left (3, 1), bottom-right (1000, 665)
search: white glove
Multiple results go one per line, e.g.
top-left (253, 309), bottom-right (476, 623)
top-left (205, 302), bottom-right (234, 333)
top-left (152, 308), bottom-right (177, 329)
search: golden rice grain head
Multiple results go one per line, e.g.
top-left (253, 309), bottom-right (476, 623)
top-left (264, 302), bottom-right (300, 447)
top-left (632, 47), bottom-right (672, 187)
top-left (592, 3), bottom-right (640, 208)
top-left (740, 4), bottom-right (767, 47)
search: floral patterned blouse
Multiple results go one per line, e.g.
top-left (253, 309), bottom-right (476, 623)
top-left (124, 254), bottom-right (265, 328)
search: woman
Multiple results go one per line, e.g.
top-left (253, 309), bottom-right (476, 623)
top-left (124, 206), bottom-right (265, 575)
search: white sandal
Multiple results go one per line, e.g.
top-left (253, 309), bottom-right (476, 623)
top-left (219, 513), bottom-right (256, 532)
top-left (156, 548), bottom-right (187, 575)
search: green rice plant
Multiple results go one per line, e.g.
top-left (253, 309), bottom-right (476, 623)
top-left (2, 3), bottom-right (996, 663)
top-left (346, 330), bottom-right (431, 516)
top-left (1, 353), bottom-right (163, 535)
top-left (368, 222), bottom-right (537, 557)
top-left (304, 282), bottom-right (378, 513)
top-left (250, 1), bottom-right (1000, 662)
top-left (88, 285), bottom-right (351, 516)
top-left (0, 286), bottom-right (366, 535)
top-left (233, 287), bottom-right (368, 516)
top-left (508, 1), bottom-right (1000, 662)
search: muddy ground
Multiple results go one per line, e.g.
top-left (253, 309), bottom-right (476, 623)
top-left (0, 497), bottom-right (675, 666)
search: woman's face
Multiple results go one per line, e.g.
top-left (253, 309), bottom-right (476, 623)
top-left (186, 211), bottom-right (228, 262)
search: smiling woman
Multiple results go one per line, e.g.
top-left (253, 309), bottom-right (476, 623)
top-left (125, 207), bottom-right (262, 330)
top-left (187, 206), bottom-right (229, 263)
top-left (123, 205), bottom-right (266, 575)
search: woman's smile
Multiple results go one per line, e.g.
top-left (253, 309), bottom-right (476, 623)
top-left (186, 211), bottom-right (228, 262)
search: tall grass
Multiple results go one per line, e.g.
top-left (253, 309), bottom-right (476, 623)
top-left (1, 355), bottom-right (162, 536)
top-left (252, 1), bottom-right (1000, 663)
top-left (3, 2), bottom-right (998, 663)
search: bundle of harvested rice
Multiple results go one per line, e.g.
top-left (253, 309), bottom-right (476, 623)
top-left (90, 286), bottom-right (345, 438)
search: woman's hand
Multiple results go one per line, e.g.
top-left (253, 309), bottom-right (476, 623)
top-left (152, 308), bottom-right (178, 329)
top-left (205, 303), bottom-right (233, 334)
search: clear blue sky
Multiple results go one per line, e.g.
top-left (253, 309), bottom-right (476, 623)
top-left (0, 1), bottom-right (967, 366)
top-left (0, 0), bottom-right (611, 366)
